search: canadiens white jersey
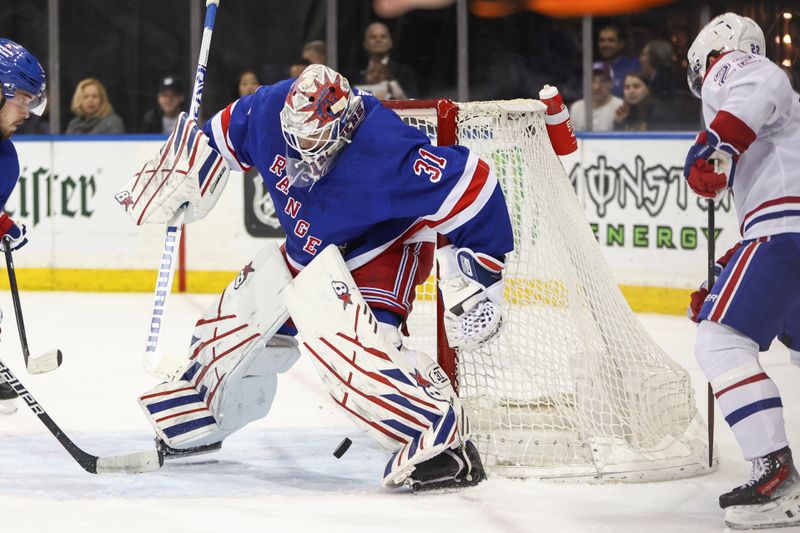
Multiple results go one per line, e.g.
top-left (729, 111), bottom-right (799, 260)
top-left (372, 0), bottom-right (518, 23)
top-left (701, 50), bottom-right (800, 240)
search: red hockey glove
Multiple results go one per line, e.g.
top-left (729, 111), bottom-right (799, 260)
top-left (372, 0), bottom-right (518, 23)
top-left (683, 129), bottom-right (736, 199)
top-left (0, 213), bottom-right (27, 251)
top-left (683, 111), bottom-right (757, 200)
top-left (687, 242), bottom-right (741, 322)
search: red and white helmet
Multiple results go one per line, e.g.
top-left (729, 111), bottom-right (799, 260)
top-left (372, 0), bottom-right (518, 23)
top-left (686, 12), bottom-right (765, 98)
top-left (280, 64), bottom-right (364, 186)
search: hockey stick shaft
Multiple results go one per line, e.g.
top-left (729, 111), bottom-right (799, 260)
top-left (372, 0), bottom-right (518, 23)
top-left (707, 198), bottom-right (715, 468)
top-left (189, 0), bottom-right (220, 121)
top-left (142, 0), bottom-right (220, 379)
top-left (0, 356), bottom-right (162, 474)
top-left (4, 241), bottom-right (31, 362)
top-left (3, 238), bottom-right (62, 374)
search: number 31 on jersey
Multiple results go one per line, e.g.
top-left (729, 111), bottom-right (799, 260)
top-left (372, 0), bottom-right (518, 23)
top-left (413, 148), bottom-right (447, 183)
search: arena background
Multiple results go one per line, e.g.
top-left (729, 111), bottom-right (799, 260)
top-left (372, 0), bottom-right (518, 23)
top-left (0, 0), bottom-right (796, 314)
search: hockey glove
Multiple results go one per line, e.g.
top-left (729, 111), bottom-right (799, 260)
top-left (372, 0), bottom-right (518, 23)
top-left (683, 128), bottom-right (738, 200)
top-left (687, 242), bottom-right (741, 322)
top-left (0, 213), bottom-right (27, 251)
top-left (115, 112), bottom-right (230, 225)
top-left (436, 245), bottom-right (505, 350)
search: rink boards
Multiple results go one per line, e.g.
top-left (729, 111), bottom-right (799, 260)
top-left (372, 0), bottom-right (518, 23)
top-left (6, 134), bottom-right (740, 314)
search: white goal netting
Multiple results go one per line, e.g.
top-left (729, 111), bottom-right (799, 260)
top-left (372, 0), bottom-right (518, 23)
top-left (388, 99), bottom-right (715, 481)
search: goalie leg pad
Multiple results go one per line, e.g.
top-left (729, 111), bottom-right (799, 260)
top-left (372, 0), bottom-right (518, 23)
top-left (285, 245), bottom-right (471, 483)
top-left (791, 349), bottom-right (800, 369)
top-left (139, 242), bottom-right (298, 448)
top-left (140, 336), bottom-right (300, 449)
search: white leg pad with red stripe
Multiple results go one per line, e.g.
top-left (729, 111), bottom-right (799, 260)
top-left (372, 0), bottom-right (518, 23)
top-left (284, 245), bottom-right (469, 486)
top-left (139, 242), bottom-right (298, 448)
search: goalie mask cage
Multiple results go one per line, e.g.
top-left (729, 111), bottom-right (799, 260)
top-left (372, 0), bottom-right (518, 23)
top-left (384, 99), bottom-right (715, 482)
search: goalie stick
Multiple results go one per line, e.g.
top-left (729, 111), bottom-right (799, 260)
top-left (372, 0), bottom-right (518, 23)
top-left (142, 0), bottom-right (220, 380)
top-left (3, 238), bottom-right (63, 374)
top-left (0, 356), bottom-right (163, 474)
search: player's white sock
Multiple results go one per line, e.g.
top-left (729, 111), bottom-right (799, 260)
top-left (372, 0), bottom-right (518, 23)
top-left (696, 320), bottom-right (788, 460)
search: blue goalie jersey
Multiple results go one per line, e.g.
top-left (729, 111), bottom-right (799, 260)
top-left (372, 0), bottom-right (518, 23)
top-left (202, 79), bottom-right (513, 272)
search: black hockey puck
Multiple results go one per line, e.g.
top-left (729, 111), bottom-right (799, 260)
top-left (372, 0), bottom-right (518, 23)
top-left (333, 437), bottom-right (352, 459)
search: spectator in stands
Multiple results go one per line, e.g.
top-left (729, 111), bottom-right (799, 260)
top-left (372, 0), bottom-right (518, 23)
top-left (288, 59), bottom-right (310, 79)
top-left (65, 78), bottom-right (124, 134)
top-left (597, 24), bottom-right (640, 98)
top-left (359, 22), bottom-right (418, 97)
top-left (613, 72), bottom-right (671, 131)
top-left (141, 76), bottom-right (186, 134)
top-left (238, 70), bottom-right (260, 97)
top-left (569, 62), bottom-right (622, 131)
top-left (355, 61), bottom-right (407, 100)
top-left (639, 40), bottom-right (677, 101)
top-left (302, 40), bottom-right (327, 65)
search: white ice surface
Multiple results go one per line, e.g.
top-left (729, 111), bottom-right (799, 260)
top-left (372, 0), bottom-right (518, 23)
top-left (0, 292), bottom-right (798, 533)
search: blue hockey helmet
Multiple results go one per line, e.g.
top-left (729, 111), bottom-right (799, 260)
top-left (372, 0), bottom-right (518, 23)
top-left (0, 38), bottom-right (47, 115)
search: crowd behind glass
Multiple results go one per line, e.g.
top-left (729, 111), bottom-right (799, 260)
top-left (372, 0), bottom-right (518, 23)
top-left (2, 1), bottom-right (797, 135)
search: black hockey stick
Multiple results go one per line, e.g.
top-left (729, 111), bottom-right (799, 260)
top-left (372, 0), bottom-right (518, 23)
top-left (3, 237), bottom-right (63, 374)
top-left (707, 198), bottom-right (716, 468)
top-left (0, 355), bottom-right (163, 474)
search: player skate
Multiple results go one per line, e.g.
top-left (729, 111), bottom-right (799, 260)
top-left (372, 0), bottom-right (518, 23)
top-left (0, 307), bottom-right (16, 415)
top-left (0, 379), bottom-right (18, 415)
top-left (720, 446), bottom-right (800, 529)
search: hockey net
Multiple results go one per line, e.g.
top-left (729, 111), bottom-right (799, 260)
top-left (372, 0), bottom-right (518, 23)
top-left (385, 99), bottom-right (715, 481)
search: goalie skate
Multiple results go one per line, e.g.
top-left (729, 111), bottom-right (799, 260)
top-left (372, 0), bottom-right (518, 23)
top-left (407, 440), bottom-right (486, 493)
top-left (722, 446), bottom-right (800, 530)
top-left (156, 437), bottom-right (222, 461)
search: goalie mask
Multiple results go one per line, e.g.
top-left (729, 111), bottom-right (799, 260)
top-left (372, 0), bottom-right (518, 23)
top-left (686, 12), bottom-right (765, 98)
top-left (0, 38), bottom-right (47, 116)
top-left (280, 64), bottom-right (365, 188)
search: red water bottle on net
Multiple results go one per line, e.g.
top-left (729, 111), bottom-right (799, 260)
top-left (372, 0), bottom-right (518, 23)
top-left (538, 84), bottom-right (578, 155)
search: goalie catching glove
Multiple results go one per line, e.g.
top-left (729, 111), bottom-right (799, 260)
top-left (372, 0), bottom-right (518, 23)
top-left (436, 245), bottom-right (506, 350)
top-left (115, 112), bottom-right (230, 225)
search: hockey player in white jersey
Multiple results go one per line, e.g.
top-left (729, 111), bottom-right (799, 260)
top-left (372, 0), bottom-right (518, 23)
top-left (683, 12), bottom-right (800, 529)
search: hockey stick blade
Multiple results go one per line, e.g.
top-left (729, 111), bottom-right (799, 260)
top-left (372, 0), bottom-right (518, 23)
top-left (0, 356), bottom-right (164, 474)
top-left (3, 238), bottom-right (63, 375)
top-left (26, 348), bottom-right (63, 374)
top-left (95, 450), bottom-right (164, 474)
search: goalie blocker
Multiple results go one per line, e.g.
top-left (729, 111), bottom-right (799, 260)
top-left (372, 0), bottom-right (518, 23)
top-left (115, 112), bottom-right (229, 225)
